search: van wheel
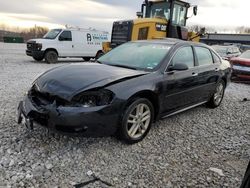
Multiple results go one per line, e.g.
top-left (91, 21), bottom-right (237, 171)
top-left (45, 50), bottom-right (58, 64)
top-left (207, 80), bottom-right (225, 108)
top-left (118, 98), bottom-right (154, 144)
top-left (33, 56), bottom-right (43, 61)
top-left (95, 51), bottom-right (104, 60)
top-left (83, 57), bottom-right (91, 61)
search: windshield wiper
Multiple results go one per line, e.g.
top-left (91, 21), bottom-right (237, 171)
top-left (109, 64), bottom-right (137, 70)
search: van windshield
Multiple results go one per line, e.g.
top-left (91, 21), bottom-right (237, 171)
top-left (43, 29), bottom-right (62, 39)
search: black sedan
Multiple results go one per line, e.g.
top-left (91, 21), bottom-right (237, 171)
top-left (17, 39), bottom-right (231, 143)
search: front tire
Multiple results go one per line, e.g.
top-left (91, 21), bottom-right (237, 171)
top-left (118, 98), bottom-right (154, 144)
top-left (207, 80), bottom-right (225, 108)
top-left (33, 56), bottom-right (43, 61)
top-left (45, 50), bottom-right (58, 64)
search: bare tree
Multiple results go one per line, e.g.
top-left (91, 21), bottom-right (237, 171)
top-left (1, 25), bottom-right (49, 42)
top-left (188, 24), bottom-right (217, 34)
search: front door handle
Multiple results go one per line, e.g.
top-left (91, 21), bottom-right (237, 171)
top-left (192, 72), bottom-right (198, 77)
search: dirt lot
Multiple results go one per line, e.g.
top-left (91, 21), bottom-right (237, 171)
top-left (0, 43), bottom-right (249, 187)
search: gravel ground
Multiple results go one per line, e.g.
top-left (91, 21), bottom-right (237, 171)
top-left (0, 43), bottom-right (249, 188)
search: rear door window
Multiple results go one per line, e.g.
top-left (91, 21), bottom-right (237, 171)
top-left (171, 46), bottom-right (194, 68)
top-left (212, 52), bottom-right (221, 63)
top-left (194, 47), bottom-right (213, 66)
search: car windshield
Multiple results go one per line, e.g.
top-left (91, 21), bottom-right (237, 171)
top-left (43, 29), bottom-right (62, 39)
top-left (98, 42), bottom-right (172, 70)
top-left (212, 46), bottom-right (227, 55)
top-left (239, 51), bottom-right (250, 59)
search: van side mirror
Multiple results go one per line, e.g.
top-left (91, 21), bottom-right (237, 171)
top-left (59, 36), bottom-right (64, 41)
top-left (168, 63), bottom-right (189, 71)
top-left (136, 12), bottom-right (143, 18)
top-left (193, 6), bottom-right (198, 16)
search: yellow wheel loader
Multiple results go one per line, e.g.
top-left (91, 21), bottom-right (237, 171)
top-left (103, 0), bottom-right (203, 53)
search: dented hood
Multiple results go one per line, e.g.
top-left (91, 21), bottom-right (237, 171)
top-left (35, 63), bottom-right (147, 100)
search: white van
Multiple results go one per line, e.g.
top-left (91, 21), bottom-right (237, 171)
top-left (26, 28), bottom-right (110, 63)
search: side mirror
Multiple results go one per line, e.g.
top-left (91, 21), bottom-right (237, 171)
top-left (58, 36), bottom-right (64, 41)
top-left (168, 63), bottom-right (189, 71)
top-left (136, 12), bottom-right (143, 18)
top-left (193, 6), bottom-right (198, 16)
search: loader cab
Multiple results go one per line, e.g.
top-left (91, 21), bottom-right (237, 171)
top-left (140, 0), bottom-right (192, 40)
top-left (105, 0), bottom-right (198, 53)
top-left (141, 0), bottom-right (190, 26)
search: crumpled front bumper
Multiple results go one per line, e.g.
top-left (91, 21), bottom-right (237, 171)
top-left (17, 95), bottom-right (120, 136)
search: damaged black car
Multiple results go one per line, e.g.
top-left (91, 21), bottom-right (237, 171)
top-left (17, 39), bottom-right (231, 143)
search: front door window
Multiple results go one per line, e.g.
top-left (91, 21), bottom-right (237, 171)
top-left (171, 46), bottom-right (194, 68)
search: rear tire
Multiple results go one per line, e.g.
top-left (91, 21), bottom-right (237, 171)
top-left (95, 51), bottom-right (104, 60)
top-left (33, 56), bottom-right (43, 61)
top-left (83, 57), bottom-right (91, 61)
top-left (45, 50), bottom-right (58, 64)
top-left (118, 98), bottom-right (154, 144)
top-left (207, 80), bottom-right (225, 108)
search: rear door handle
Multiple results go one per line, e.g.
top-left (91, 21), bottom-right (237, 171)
top-left (192, 72), bottom-right (198, 77)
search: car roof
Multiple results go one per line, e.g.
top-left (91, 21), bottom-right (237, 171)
top-left (52, 28), bottom-right (109, 33)
top-left (133, 38), bottom-right (208, 47)
top-left (134, 38), bottom-right (185, 45)
top-left (212, 45), bottom-right (239, 49)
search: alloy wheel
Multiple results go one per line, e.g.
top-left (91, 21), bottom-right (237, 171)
top-left (214, 82), bottom-right (224, 105)
top-left (126, 103), bottom-right (151, 139)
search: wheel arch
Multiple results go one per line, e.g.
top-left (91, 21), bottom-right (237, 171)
top-left (45, 48), bottom-right (58, 56)
top-left (125, 90), bottom-right (160, 121)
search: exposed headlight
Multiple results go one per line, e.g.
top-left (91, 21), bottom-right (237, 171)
top-left (72, 89), bottom-right (114, 107)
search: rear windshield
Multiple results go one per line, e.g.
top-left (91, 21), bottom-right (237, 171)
top-left (43, 29), bottom-right (62, 39)
top-left (240, 51), bottom-right (250, 59)
top-left (212, 46), bottom-right (228, 55)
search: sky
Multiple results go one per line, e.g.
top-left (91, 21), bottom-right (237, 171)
top-left (0, 0), bottom-right (250, 32)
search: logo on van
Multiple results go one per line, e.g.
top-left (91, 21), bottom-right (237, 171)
top-left (87, 33), bottom-right (109, 45)
top-left (87, 33), bottom-right (92, 41)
